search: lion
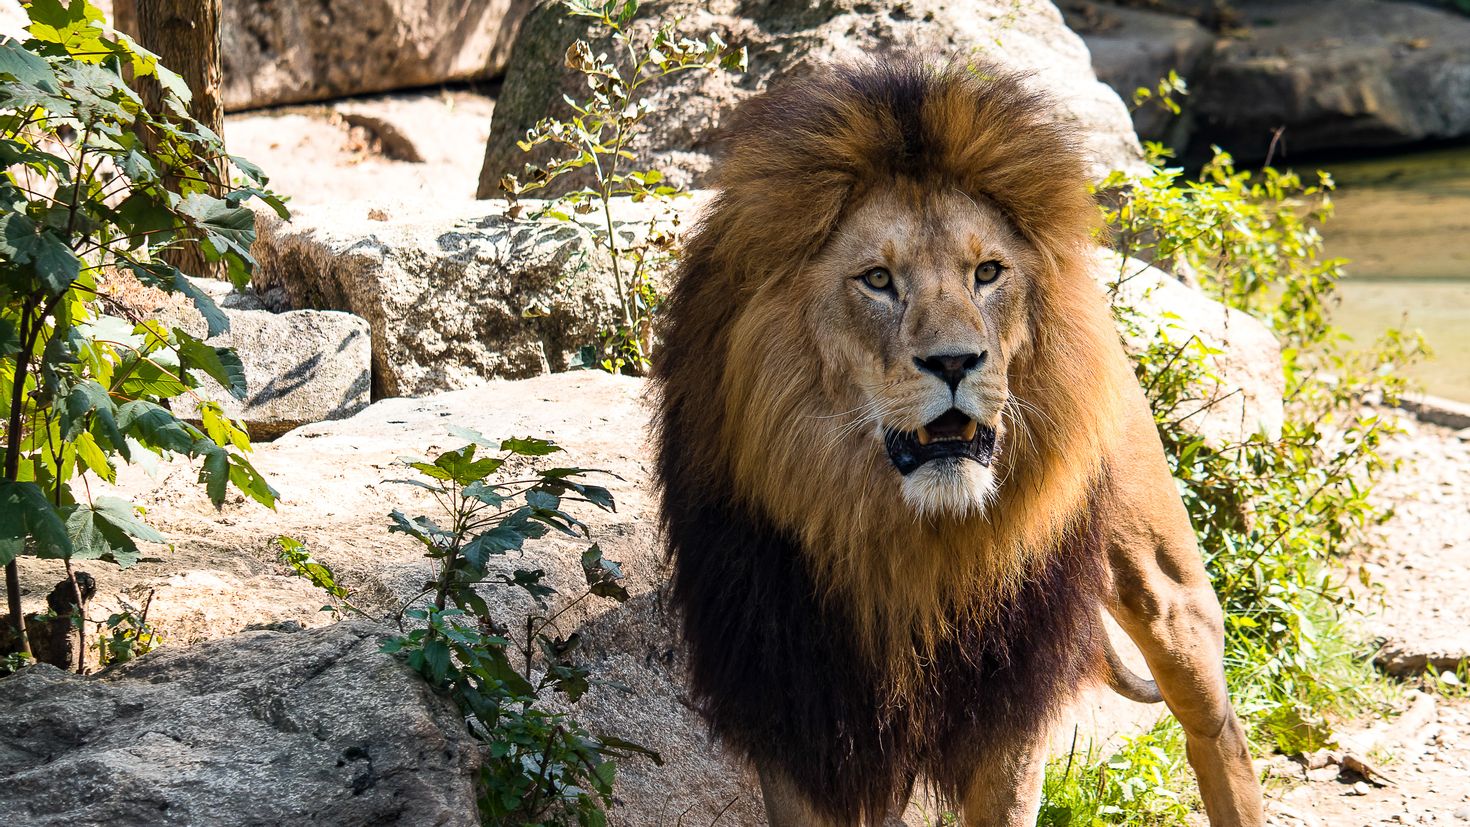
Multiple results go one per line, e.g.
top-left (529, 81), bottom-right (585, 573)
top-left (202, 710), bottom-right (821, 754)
top-left (652, 62), bottom-right (1265, 826)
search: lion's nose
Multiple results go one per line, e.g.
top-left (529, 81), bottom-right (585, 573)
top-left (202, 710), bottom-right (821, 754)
top-left (914, 351), bottom-right (985, 393)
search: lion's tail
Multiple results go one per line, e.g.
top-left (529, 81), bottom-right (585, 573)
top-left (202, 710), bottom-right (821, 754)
top-left (1102, 633), bottom-right (1164, 704)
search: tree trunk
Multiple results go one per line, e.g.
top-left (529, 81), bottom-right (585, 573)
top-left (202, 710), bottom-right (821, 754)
top-left (128, 0), bottom-right (226, 281)
top-left (110, 0), bottom-right (136, 38)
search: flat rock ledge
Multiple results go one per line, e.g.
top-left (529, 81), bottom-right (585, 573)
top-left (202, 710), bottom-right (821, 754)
top-left (0, 621), bottom-right (479, 827)
top-left (1375, 638), bottom-right (1470, 678)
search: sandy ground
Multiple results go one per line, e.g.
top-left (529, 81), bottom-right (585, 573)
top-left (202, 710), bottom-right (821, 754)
top-left (223, 86), bottom-right (495, 208)
top-left (1266, 419), bottom-right (1470, 826)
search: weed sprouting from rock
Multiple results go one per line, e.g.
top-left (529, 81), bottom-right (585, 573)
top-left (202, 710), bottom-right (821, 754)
top-left (283, 428), bottom-right (657, 826)
top-left (501, 0), bottom-right (745, 375)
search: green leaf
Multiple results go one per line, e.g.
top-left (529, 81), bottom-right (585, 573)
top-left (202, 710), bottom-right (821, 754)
top-left (117, 399), bottom-right (194, 453)
top-left (423, 638), bottom-right (451, 683)
top-left (500, 436), bottom-right (561, 456)
top-left (388, 509), bottom-right (439, 547)
top-left (92, 496), bottom-right (165, 543)
top-left (581, 544), bottom-right (628, 602)
top-left (198, 443), bottom-right (228, 505)
top-left (229, 154), bottom-right (268, 185)
top-left (177, 330), bottom-right (247, 400)
top-left (227, 452), bottom-right (277, 508)
top-left (63, 379), bottom-right (127, 458)
top-left (66, 496), bottom-right (164, 567)
top-left (72, 430), bottom-right (113, 482)
top-left (0, 212), bottom-right (81, 293)
top-left (179, 192), bottom-right (257, 263)
top-left (0, 480), bottom-right (72, 563)
top-left (0, 36), bottom-right (59, 92)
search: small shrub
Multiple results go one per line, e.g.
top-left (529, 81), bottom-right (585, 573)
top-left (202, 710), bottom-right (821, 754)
top-left (1038, 723), bottom-right (1194, 827)
top-left (95, 586), bottom-right (157, 666)
top-left (501, 0), bottom-right (745, 375)
top-left (283, 429), bottom-right (657, 826)
top-left (0, 0), bottom-right (285, 668)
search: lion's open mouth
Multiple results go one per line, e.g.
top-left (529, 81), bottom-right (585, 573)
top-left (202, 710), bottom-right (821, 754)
top-left (884, 408), bottom-right (998, 475)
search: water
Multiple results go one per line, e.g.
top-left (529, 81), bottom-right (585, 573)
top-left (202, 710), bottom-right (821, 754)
top-left (1316, 145), bottom-right (1470, 402)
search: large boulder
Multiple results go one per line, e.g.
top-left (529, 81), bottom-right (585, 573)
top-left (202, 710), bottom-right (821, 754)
top-left (218, 0), bottom-right (531, 111)
top-left (1101, 251), bottom-right (1284, 445)
top-left (1061, 1), bottom-right (1213, 143)
top-left (178, 304), bottom-right (373, 439)
top-left (0, 621), bottom-right (479, 827)
top-left (1190, 0), bottom-right (1470, 158)
top-left (477, 0), bottom-right (1144, 198)
top-left (250, 200), bottom-right (634, 397)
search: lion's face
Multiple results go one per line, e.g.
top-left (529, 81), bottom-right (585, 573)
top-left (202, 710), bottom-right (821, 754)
top-left (804, 181), bottom-right (1040, 517)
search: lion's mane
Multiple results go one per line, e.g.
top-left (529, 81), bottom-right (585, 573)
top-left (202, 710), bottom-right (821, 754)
top-left (653, 62), bottom-right (1133, 822)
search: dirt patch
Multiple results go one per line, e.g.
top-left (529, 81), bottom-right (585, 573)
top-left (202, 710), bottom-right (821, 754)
top-left (1265, 418), bottom-right (1470, 825)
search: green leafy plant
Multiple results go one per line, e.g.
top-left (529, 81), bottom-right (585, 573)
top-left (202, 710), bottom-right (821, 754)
top-left (501, 0), bottom-right (745, 375)
top-left (0, 0), bottom-right (286, 666)
top-left (274, 535), bottom-right (370, 619)
top-left (1038, 723), bottom-right (1194, 827)
top-left (1130, 70), bottom-right (1188, 118)
top-left (1043, 140), bottom-right (1426, 822)
top-left (377, 429), bottom-right (657, 826)
top-left (94, 585), bottom-right (156, 666)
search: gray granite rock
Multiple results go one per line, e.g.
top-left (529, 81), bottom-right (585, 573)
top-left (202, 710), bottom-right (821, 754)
top-left (0, 621), bottom-right (479, 827)
top-left (477, 0), bottom-right (1145, 199)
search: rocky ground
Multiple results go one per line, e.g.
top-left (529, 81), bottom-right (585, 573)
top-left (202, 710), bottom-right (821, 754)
top-left (1266, 417), bottom-right (1470, 826)
top-left (224, 87), bottom-right (495, 207)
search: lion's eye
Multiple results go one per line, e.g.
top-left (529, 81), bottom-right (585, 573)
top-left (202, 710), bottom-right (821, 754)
top-left (859, 267), bottom-right (893, 291)
top-left (975, 260), bottom-right (1004, 285)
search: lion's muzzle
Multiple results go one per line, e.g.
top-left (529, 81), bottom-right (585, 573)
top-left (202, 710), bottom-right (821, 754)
top-left (884, 408), bottom-right (998, 475)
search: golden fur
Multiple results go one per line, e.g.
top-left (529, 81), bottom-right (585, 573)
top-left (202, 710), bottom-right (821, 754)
top-left (661, 61), bottom-right (1129, 668)
top-left (655, 60), bottom-right (1266, 826)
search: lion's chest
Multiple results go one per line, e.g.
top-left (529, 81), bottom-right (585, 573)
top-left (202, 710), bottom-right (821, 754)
top-left (668, 499), bottom-right (1105, 821)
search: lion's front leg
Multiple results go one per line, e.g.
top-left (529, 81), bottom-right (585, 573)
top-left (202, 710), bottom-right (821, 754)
top-left (1102, 397), bottom-right (1265, 827)
top-left (958, 729), bottom-right (1048, 827)
top-left (757, 764), bottom-right (843, 827)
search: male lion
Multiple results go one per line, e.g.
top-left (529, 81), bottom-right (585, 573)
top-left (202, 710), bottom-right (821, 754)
top-left (652, 62), bottom-right (1265, 826)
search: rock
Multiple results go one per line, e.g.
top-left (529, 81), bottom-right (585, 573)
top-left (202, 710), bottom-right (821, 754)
top-left (250, 199), bottom-right (639, 397)
top-left (220, 0), bottom-right (530, 111)
top-left (1062, 1), bottom-right (1213, 143)
top-left (1192, 0), bottom-right (1470, 158)
top-left (477, 0), bottom-right (1144, 198)
top-left (1375, 638), bottom-right (1470, 677)
top-left (174, 306), bottom-right (373, 440)
top-left (1398, 393), bottom-right (1470, 431)
top-left (1100, 250), bottom-right (1286, 445)
top-left (224, 90), bottom-right (495, 207)
top-left (0, 621), bottom-right (479, 827)
top-left (8, 0), bottom-right (526, 109)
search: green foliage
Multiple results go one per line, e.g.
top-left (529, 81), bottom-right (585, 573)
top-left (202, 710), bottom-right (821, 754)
top-left (1046, 141), bottom-right (1426, 822)
top-left (379, 428), bottom-right (657, 826)
top-left (1101, 143), bottom-right (1423, 742)
top-left (0, 0), bottom-right (285, 663)
top-left (275, 535), bottom-right (369, 619)
top-left (1038, 723), bottom-right (1194, 827)
top-left (1130, 71), bottom-right (1188, 117)
top-left (502, 0), bottom-right (745, 375)
top-left (95, 586), bottom-right (157, 666)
